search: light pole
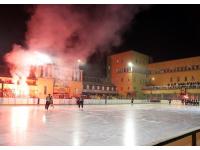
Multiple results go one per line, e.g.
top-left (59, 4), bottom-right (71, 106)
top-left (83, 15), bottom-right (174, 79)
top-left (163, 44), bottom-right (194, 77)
top-left (128, 62), bottom-right (134, 98)
top-left (150, 77), bottom-right (155, 101)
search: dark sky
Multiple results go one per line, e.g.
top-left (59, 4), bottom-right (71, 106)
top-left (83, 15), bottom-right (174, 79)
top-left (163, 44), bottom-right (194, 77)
top-left (116, 4), bottom-right (200, 62)
top-left (0, 4), bottom-right (200, 75)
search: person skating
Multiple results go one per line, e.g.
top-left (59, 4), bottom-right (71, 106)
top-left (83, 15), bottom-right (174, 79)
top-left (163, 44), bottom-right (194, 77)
top-left (79, 95), bottom-right (84, 109)
top-left (50, 95), bottom-right (54, 109)
top-left (169, 99), bottom-right (172, 104)
top-left (131, 97), bottom-right (134, 105)
top-left (45, 94), bottom-right (51, 111)
top-left (76, 97), bottom-right (80, 108)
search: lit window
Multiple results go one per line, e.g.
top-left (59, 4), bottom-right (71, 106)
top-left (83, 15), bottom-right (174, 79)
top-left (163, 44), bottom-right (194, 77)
top-left (87, 85), bottom-right (89, 89)
top-left (102, 86), bottom-right (104, 90)
top-left (116, 59), bottom-right (119, 64)
top-left (107, 87), bottom-right (109, 91)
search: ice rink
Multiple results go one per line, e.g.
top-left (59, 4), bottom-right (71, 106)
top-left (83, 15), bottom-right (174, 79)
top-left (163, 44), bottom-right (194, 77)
top-left (0, 104), bottom-right (200, 146)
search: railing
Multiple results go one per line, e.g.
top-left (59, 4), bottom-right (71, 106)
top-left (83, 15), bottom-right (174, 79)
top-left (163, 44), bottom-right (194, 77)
top-left (154, 128), bottom-right (200, 146)
top-left (0, 98), bottom-right (150, 105)
top-left (143, 85), bottom-right (200, 90)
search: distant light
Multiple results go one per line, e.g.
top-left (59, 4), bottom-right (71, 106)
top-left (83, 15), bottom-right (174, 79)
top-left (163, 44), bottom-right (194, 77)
top-left (77, 59), bottom-right (81, 63)
top-left (184, 95), bottom-right (189, 99)
top-left (128, 62), bottom-right (133, 67)
top-left (151, 77), bottom-right (155, 81)
top-left (28, 51), bottom-right (52, 66)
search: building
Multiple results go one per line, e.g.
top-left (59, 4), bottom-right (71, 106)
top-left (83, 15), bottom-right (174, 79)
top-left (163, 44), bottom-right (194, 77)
top-left (0, 64), bottom-right (83, 99)
top-left (107, 50), bottom-right (151, 98)
top-left (108, 50), bottom-right (200, 99)
top-left (82, 76), bottom-right (117, 98)
top-left (143, 56), bottom-right (200, 100)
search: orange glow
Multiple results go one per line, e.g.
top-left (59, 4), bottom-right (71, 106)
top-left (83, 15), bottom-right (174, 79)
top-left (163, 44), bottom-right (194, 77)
top-left (12, 75), bottom-right (29, 97)
top-left (9, 51), bottom-right (52, 97)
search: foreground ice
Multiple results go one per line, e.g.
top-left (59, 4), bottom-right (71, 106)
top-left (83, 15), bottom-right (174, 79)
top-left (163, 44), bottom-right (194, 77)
top-left (0, 104), bottom-right (200, 146)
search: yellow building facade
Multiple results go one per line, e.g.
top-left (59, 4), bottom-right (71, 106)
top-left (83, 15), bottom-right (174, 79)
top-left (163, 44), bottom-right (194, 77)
top-left (107, 50), bottom-right (151, 98)
top-left (108, 51), bottom-right (200, 99)
top-left (144, 56), bottom-right (200, 99)
top-left (0, 64), bottom-right (83, 99)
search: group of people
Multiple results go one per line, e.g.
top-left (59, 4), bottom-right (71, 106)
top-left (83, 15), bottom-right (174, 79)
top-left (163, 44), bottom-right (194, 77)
top-left (76, 96), bottom-right (84, 109)
top-left (45, 94), bottom-right (54, 110)
top-left (181, 99), bottom-right (199, 106)
top-left (45, 94), bottom-right (85, 110)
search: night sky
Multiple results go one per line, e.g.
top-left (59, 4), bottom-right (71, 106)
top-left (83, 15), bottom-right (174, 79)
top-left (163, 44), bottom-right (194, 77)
top-left (0, 5), bottom-right (200, 76)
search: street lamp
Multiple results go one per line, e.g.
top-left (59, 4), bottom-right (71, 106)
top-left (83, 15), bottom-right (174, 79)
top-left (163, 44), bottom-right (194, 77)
top-left (77, 59), bottom-right (81, 63)
top-left (128, 62), bottom-right (133, 71)
top-left (127, 62), bottom-right (134, 98)
top-left (150, 77), bottom-right (155, 101)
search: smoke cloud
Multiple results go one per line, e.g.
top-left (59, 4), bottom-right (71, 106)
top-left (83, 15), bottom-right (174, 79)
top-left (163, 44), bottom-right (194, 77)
top-left (4, 4), bottom-right (146, 78)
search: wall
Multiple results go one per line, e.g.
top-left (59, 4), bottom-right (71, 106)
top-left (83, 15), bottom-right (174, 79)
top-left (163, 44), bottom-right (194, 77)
top-left (148, 56), bottom-right (200, 86)
top-left (108, 50), bottom-right (150, 97)
top-left (36, 77), bottom-right (54, 99)
top-left (0, 98), bottom-right (149, 105)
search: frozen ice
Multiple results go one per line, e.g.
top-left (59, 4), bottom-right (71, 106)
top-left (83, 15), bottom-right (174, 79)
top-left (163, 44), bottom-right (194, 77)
top-left (0, 104), bottom-right (200, 146)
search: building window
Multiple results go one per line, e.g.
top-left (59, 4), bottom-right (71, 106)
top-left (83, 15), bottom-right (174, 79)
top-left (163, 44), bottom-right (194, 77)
top-left (128, 78), bottom-right (130, 82)
top-left (116, 59), bottom-right (119, 64)
top-left (102, 86), bottom-right (104, 90)
top-left (44, 86), bottom-right (47, 95)
top-left (108, 65), bottom-right (110, 70)
top-left (185, 77), bottom-right (187, 82)
top-left (107, 87), bottom-right (109, 91)
top-left (86, 85), bottom-right (89, 89)
top-left (170, 77), bottom-right (173, 82)
top-left (191, 76), bottom-right (195, 81)
top-left (112, 87), bottom-right (114, 91)
top-left (121, 87), bottom-right (123, 91)
top-left (177, 77), bottom-right (180, 82)
top-left (128, 87), bottom-right (130, 90)
top-left (92, 86), bottom-right (95, 90)
top-left (97, 86), bottom-right (100, 90)
top-left (121, 78), bottom-right (123, 82)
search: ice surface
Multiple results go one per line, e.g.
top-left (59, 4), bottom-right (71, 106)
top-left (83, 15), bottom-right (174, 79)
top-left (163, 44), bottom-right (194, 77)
top-left (0, 104), bottom-right (200, 146)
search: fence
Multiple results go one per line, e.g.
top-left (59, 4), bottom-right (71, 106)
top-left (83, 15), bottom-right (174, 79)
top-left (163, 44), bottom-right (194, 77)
top-left (0, 98), bottom-right (150, 105)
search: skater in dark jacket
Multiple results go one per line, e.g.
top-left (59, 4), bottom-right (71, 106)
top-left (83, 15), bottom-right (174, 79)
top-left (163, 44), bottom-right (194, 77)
top-left (76, 97), bottom-right (80, 107)
top-left (45, 94), bottom-right (51, 110)
top-left (79, 95), bottom-right (84, 109)
top-left (131, 97), bottom-right (134, 105)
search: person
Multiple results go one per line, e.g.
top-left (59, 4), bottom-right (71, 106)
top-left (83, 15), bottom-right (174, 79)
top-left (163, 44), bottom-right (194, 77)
top-left (79, 95), bottom-right (84, 109)
top-left (76, 97), bottom-right (80, 107)
top-left (105, 95), bottom-right (107, 104)
top-left (50, 95), bottom-right (54, 108)
top-left (45, 94), bottom-right (51, 110)
top-left (131, 97), bottom-right (134, 105)
top-left (37, 97), bottom-right (40, 105)
top-left (169, 99), bottom-right (172, 104)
